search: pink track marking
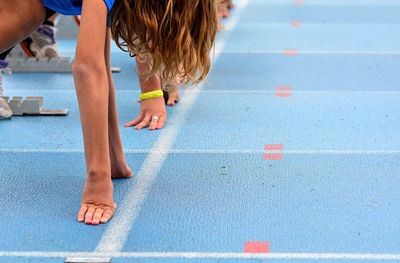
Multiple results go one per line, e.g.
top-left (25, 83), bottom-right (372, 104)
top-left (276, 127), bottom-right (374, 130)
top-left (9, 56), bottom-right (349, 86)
top-left (291, 21), bottom-right (302, 27)
top-left (275, 93), bottom-right (292, 97)
top-left (277, 86), bottom-right (293, 91)
top-left (264, 144), bottom-right (284, 151)
top-left (244, 242), bottom-right (271, 253)
top-left (284, 48), bottom-right (298, 56)
top-left (295, 0), bottom-right (305, 6)
top-left (263, 153), bottom-right (283, 160)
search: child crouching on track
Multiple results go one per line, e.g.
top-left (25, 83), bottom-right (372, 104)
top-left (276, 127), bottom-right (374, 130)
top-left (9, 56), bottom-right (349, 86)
top-left (0, 0), bottom-right (218, 225)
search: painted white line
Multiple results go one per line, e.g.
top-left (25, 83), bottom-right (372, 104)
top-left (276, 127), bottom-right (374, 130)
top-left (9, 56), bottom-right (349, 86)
top-left (94, 0), bottom-right (249, 253)
top-left (216, 50), bottom-right (400, 55)
top-left (2, 148), bottom-right (400, 155)
top-left (0, 148), bottom-right (84, 153)
top-left (284, 150), bottom-right (400, 155)
top-left (16, 48), bottom-right (400, 56)
top-left (2, 251), bottom-right (400, 260)
top-left (8, 89), bottom-right (400, 95)
top-left (95, 89), bottom-right (200, 252)
top-left (247, 0), bottom-right (400, 6)
top-left (223, 22), bottom-right (400, 29)
top-left (181, 90), bottom-right (400, 94)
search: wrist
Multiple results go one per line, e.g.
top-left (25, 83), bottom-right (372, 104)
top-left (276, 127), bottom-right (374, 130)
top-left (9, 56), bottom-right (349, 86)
top-left (139, 90), bottom-right (163, 102)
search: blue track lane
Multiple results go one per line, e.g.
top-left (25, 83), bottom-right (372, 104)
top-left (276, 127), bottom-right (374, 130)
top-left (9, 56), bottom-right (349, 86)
top-left (1, 0), bottom-right (400, 262)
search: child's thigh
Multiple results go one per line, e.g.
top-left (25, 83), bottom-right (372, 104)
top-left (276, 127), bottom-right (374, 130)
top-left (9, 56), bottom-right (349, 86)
top-left (1, 0), bottom-right (45, 32)
top-left (0, 0), bottom-right (45, 52)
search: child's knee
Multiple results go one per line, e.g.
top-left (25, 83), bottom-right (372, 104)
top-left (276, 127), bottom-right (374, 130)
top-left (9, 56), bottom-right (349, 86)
top-left (9, 0), bottom-right (45, 36)
top-left (23, 0), bottom-right (46, 32)
top-left (29, 0), bottom-right (46, 28)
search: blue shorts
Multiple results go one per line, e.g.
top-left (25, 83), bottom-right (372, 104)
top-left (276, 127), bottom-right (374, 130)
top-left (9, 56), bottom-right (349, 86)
top-left (41, 0), bottom-right (114, 16)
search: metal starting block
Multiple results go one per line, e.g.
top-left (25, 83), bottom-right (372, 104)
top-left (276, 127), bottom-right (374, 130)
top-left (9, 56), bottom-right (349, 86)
top-left (6, 45), bottom-right (120, 73)
top-left (7, 56), bottom-right (74, 73)
top-left (7, 57), bottom-right (121, 73)
top-left (3, 96), bottom-right (68, 116)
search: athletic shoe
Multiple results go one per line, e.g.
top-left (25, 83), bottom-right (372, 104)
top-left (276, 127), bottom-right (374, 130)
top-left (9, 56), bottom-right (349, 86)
top-left (21, 24), bottom-right (59, 58)
top-left (0, 60), bottom-right (12, 119)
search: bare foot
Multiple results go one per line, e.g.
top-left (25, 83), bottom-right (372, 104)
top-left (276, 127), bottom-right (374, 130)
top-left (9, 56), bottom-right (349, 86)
top-left (78, 174), bottom-right (116, 225)
top-left (166, 86), bottom-right (180, 107)
top-left (218, 3), bottom-right (230, 19)
top-left (111, 163), bottom-right (133, 179)
top-left (217, 13), bottom-right (224, 31)
top-left (109, 140), bottom-right (133, 179)
top-left (228, 0), bottom-right (235, 10)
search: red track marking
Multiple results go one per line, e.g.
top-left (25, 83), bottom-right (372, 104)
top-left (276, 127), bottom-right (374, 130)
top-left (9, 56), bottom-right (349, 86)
top-left (264, 144), bottom-right (284, 160)
top-left (295, 0), bottom-right (305, 6)
top-left (291, 21), bottom-right (302, 28)
top-left (244, 242), bottom-right (271, 253)
top-left (263, 153), bottom-right (283, 160)
top-left (284, 48), bottom-right (298, 56)
top-left (276, 86), bottom-right (292, 97)
top-left (277, 86), bottom-right (292, 91)
top-left (265, 144), bottom-right (284, 151)
top-left (276, 93), bottom-right (292, 97)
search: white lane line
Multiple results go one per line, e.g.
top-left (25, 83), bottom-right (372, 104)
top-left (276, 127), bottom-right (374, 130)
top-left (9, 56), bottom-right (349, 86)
top-left (216, 50), bottom-right (400, 55)
top-left (284, 150), bottom-right (400, 155)
top-left (223, 22), bottom-right (400, 29)
top-left (94, 0), bottom-right (249, 253)
top-left (8, 89), bottom-right (400, 95)
top-left (9, 49), bottom-right (400, 56)
top-left (95, 90), bottom-right (198, 252)
top-left (8, 89), bottom-right (400, 94)
top-left (246, 0), bottom-right (400, 5)
top-left (2, 148), bottom-right (400, 155)
top-left (2, 251), bottom-right (400, 260)
top-left (180, 90), bottom-right (400, 94)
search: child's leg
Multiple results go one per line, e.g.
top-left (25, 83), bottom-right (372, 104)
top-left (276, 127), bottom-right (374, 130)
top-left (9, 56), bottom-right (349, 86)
top-left (107, 76), bottom-right (133, 179)
top-left (0, 0), bottom-right (45, 53)
top-left (104, 30), bottom-right (133, 179)
top-left (218, 3), bottom-right (230, 19)
top-left (21, 8), bottom-right (60, 58)
top-left (228, 0), bottom-right (235, 10)
top-left (164, 75), bottom-right (181, 107)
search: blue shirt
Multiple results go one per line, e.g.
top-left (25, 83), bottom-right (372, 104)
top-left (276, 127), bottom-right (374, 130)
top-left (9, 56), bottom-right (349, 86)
top-left (42, 0), bottom-right (114, 15)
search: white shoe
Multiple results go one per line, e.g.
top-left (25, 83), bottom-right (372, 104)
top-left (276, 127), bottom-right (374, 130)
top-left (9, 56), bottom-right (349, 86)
top-left (29, 24), bottom-right (59, 58)
top-left (0, 60), bottom-right (12, 119)
top-left (0, 97), bottom-right (12, 119)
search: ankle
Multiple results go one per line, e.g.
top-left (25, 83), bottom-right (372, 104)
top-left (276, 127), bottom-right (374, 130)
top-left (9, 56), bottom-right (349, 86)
top-left (87, 168), bottom-right (110, 179)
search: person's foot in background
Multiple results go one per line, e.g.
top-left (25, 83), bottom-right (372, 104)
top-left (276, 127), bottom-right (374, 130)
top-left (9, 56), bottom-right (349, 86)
top-left (0, 60), bottom-right (12, 119)
top-left (20, 13), bottom-right (59, 58)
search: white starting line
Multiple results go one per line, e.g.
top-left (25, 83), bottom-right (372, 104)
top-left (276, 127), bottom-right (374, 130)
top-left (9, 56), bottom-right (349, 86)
top-left (216, 50), bottom-right (400, 55)
top-left (2, 148), bottom-right (400, 155)
top-left (1, 251), bottom-right (400, 261)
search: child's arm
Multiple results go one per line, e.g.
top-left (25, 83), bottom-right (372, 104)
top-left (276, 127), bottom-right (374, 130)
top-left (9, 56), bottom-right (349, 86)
top-left (73, 0), bottom-right (115, 224)
top-left (124, 54), bottom-right (167, 130)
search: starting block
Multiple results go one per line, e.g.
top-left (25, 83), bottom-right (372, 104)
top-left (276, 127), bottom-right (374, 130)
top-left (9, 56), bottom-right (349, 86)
top-left (3, 96), bottom-right (68, 116)
top-left (6, 45), bottom-right (120, 73)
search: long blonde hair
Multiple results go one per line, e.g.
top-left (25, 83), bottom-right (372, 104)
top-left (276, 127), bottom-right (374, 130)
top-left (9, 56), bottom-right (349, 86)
top-left (110, 0), bottom-right (218, 85)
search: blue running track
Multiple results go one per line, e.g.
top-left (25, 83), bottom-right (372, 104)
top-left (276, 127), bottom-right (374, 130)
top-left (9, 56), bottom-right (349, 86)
top-left (1, 0), bottom-right (400, 262)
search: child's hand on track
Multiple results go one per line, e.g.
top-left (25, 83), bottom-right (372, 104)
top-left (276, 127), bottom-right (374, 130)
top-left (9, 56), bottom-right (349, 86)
top-left (124, 97), bottom-right (167, 130)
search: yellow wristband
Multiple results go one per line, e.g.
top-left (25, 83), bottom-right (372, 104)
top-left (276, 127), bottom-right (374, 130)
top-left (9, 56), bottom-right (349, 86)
top-left (139, 90), bottom-right (164, 101)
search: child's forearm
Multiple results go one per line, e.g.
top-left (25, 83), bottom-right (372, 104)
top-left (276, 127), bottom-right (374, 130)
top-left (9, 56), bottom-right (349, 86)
top-left (135, 54), bottom-right (161, 93)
